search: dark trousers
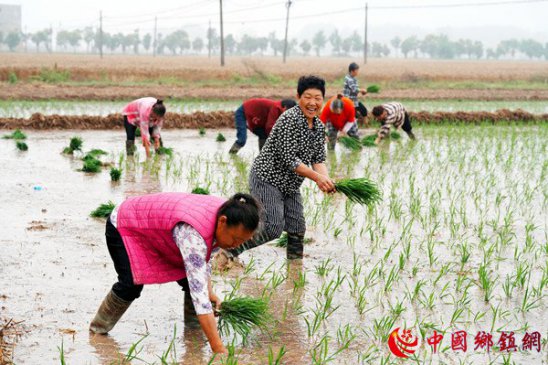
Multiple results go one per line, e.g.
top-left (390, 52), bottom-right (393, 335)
top-left (355, 102), bottom-right (368, 118)
top-left (105, 217), bottom-right (189, 302)
top-left (234, 105), bottom-right (247, 146)
top-left (124, 116), bottom-right (153, 141)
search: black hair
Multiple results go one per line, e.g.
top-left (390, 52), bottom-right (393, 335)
top-left (331, 98), bottom-right (343, 111)
top-left (217, 193), bottom-right (261, 231)
top-left (152, 99), bottom-right (166, 117)
top-left (348, 62), bottom-right (360, 72)
top-left (297, 75), bottom-right (326, 98)
top-left (372, 105), bottom-right (385, 117)
top-left (281, 99), bottom-right (297, 109)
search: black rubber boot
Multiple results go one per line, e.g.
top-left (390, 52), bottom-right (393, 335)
top-left (126, 140), bottom-right (136, 156)
top-left (258, 138), bottom-right (267, 151)
top-left (229, 142), bottom-right (243, 154)
top-left (89, 290), bottom-right (132, 334)
top-left (287, 233), bottom-right (304, 259)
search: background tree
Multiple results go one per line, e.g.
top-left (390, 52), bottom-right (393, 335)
top-left (5, 31), bottom-right (21, 51)
top-left (349, 31), bottom-right (362, 56)
top-left (300, 39), bottom-right (311, 56)
top-left (400, 35), bottom-right (418, 58)
top-left (82, 27), bottom-right (95, 53)
top-left (31, 29), bottom-right (51, 52)
top-left (390, 36), bottom-right (401, 57)
top-left (268, 32), bottom-right (284, 56)
top-left (224, 34), bottom-right (236, 54)
top-left (312, 30), bottom-right (326, 57)
top-left (142, 33), bottom-right (151, 52)
top-left (341, 36), bottom-right (352, 55)
top-left (192, 37), bottom-right (204, 54)
top-left (519, 39), bottom-right (544, 59)
top-left (329, 29), bottom-right (342, 56)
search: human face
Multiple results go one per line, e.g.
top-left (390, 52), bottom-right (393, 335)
top-left (214, 216), bottom-right (255, 250)
top-left (298, 89), bottom-right (324, 122)
top-left (150, 113), bottom-right (161, 124)
top-left (350, 68), bottom-right (359, 77)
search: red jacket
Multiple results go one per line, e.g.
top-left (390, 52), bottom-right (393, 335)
top-left (320, 96), bottom-right (356, 131)
top-left (243, 98), bottom-right (285, 136)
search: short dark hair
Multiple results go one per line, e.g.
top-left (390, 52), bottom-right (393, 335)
top-left (152, 99), bottom-right (166, 117)
top-left (297, 75), bottom-right (326, 98)
top-left (372, 105), bottom-right (385, 117)
top-left (281, 99), bottom-right (297, 109)
top-left (217, 193), bottom-right (261, 231)
top-left (349, 62), bottom-right (360, 72)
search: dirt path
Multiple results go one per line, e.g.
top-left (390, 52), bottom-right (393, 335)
top-left (0, 83), bottom-right (546, 101)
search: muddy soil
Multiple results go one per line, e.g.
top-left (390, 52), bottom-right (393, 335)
top-left (1, 83), bottom-right (546, 101)
top-left (0, 109), bottom-right (545, 131)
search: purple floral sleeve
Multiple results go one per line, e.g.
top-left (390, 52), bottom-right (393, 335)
top-left (172, 223), bottom-right (213, 315)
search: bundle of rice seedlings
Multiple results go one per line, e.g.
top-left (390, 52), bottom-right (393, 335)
top-left (3, 129), bottom-right (26, 140)
top-left (274, 232), bottom-right (313, 247)
top-left (366, 84), bottom-right (380, 93)
top-left (216, 133), bottom-right (226, 142)
top-left (63, 136), bottom-right (83, 154)
top-left (16, 141), bottom-right (28, 151)
top-left (199, 127), bottom-right (206, 136)
top-left (81, 157), bottom-right (102, 173)
top-left (217, 296), bottom-right (271, 339)
top-left (110, 167), bottom-right (122, 181)
top-left (361, 134), bottom-right (377, 147)
top-left (191, 187), bottom-right (210, 195)
top-left (156, 146), bottom-right (173, 156)
top-left (390, 131), bottom-right (401, 140)
top-left (90, 201), bottom-right (115, 218)
top-left (335, 178), bottom-right (381, 206)
top-left (135, 128), bottom-right (141, 137)
top-left (87, 149), bottom-right (108, 157)
top-left (339, 136), bottom-right (362, 151)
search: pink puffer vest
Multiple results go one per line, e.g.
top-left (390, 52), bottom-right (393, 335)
top-left (116, 192), bottom-right (226, 285)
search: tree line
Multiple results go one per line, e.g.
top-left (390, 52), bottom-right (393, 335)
top-left (1, 27), bottom-right (546, 60)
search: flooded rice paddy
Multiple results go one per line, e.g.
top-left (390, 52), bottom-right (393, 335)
top-left (0, 124), bottom-right (546, 364)
top-left (0, 99), bottom-right (547, 118)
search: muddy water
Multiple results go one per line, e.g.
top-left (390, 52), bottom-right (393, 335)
top-left (1, 126), bottom-right (546, 364)
top-left (1, 99), bottom-right (547, 118)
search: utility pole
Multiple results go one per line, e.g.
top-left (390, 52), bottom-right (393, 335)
top-left (153, 16), bottom-right (158, 57)
top-left (99, 11), bottom-right (103, 58)
top-left (363, 3), bottom-right (368, 64)
top-left (282, 0), bottom-right (292, 63)
top-left (219, 0), bottom-right (225, 66)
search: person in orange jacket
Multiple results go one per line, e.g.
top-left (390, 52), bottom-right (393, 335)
top-left (320, 94), bottom-right (359, 150)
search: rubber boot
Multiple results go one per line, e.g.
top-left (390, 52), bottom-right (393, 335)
top-left (287, 233), bottom-right (304, 259)
top-left (258, 138), bottom-right (267, 151)
top-left (126, 140), bottom-right (136, 156)
top-left (229, 141), bottom-right (243, 154)
top-left (89, 290), bottom-right (132, 334)
top-left (407, 131), bottom-right (416, 140)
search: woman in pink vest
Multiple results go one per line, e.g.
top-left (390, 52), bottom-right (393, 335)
top-left (89, 192), bottom-right (260, 355)
top-left (122, 97), bottom-right (166, 158)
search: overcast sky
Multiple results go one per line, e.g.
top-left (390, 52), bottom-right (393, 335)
top-left (6, 0), bottom-right (548, 44)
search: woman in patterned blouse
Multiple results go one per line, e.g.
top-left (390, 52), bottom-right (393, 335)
top-left (225, 75), bottom-right (336, 260)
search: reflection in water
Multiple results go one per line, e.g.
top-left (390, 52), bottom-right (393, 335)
top-left (89, 333), bottom-right (128, 365)
top-left (123, 158), bottom-right (163, 197)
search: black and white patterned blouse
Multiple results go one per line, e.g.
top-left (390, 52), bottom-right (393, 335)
top-left (251, 105), bottom-right (326, 194)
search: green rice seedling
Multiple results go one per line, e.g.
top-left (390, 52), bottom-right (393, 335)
top-left (87, 148), bottom-right (108, 157)
top-left (243, 256), bottom-right (255, 276)
top-left (293, 270), bottom-right (306, 291)
top-left (361, 134), bottom-right (377, 147)
top-left (90, 201), bottom-right (115, 218)
top-left (81, 156), bottom-right (102, 172)
top-left (217, 296), bottom-right (271, 341)
top-left (3, 129), bottom-right (26, 140)
top-left (267, 345), bottom-right (286, 365)
top-left (63, 136), bottom-right (83, 154)
top-left (199, 127), bottom-right (206, 136)
top-left (335, 178), bottom-right (381, 206)
top-left (191, 187), bottom-right (210, 195)
top-left (216, 133), bottom-right (226, 142)
top-left (366, 84), bottom-right (380, 93)
top-left (110, 167), bottom-right (122, 181)
top-left (16, 141), bottom-right (28, 151)
top-left (58, 339), bottom-right (66, 365)
top-left (339, 136), bottom-right (362, 151)
top-left (8, 71), bottom-right (18, 84)
top-left (124, 335), bottom-right (147, 362)
top-left (314, 258), bottom-right (332, 277)
top-left (273, 232), bottom-right (312, 247)
top-left (390, 131), bottom-right (401, 140)
top-left (135, 127), bottom-right (141, 137)
top-left (478, 264), bottom-right (496, 302)
top-left (156, 146), bottom-right (173, 156)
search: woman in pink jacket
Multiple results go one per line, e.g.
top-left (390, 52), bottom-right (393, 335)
top-left (89, 192), bottom-right (260, 355)
top-left (122, 97), bottom-right (166, 158)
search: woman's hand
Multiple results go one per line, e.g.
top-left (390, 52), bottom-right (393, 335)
top-left (143, 138), bottom-right (151, 158)
top-left (209, 292), bottom-right (222, 313)
top-left (153, 137), bottom-right (160, 150)
top-left (314, 173), bottom-right (336, 193)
